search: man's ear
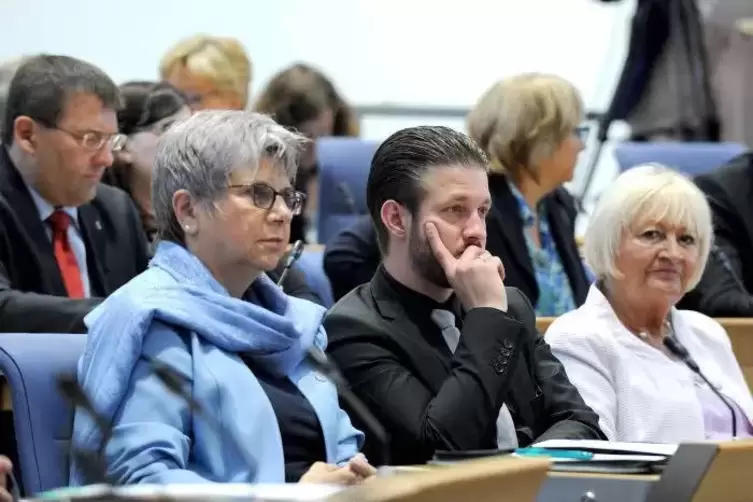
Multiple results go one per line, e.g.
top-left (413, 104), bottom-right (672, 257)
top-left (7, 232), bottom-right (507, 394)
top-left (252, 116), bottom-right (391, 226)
top-left (12, 116), bottom-right (39, 155)
top-left (380, 200), bottom-right (410, 242)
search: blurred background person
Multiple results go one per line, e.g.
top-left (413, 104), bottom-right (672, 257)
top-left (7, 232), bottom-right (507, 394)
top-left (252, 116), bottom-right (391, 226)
top-left (71, 111), bottom-right (375, 486)
top-left (678, 150), bottom-right (753, 317)
top-left (467, 73), bottom-right (590, 316)
top-left (546, 165), bottom-right (753, 442)
top-left (159, 34), bottom-right (251, 112)
top-left (104, 81), bottom-right (192, 243)
top-left (255, 63), bottom-right (359, 243)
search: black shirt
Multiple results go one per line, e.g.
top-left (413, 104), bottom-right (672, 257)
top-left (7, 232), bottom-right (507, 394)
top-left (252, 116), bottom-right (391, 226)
top-left (244, 359), bottom-right (326, 482)
top-left (380, 267), bottom-right (461, 358)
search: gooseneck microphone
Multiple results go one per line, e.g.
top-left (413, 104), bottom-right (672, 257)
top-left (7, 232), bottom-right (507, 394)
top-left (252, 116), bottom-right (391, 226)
top-left (663, 336), bottom-right (738, 438)
top-left (710, 244), bottom-right (749, 295)
top-left (306, 348), bottom-right (391, 466)
top-left (276, 240), bottom-right (305, 287)
top-left (145, 357), bottom-right (259, 472)
top-left (56, 373), bottom-right (117, 486)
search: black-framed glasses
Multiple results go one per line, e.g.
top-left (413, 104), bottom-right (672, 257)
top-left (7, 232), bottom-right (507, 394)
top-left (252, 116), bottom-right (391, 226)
top-left (35, 119), bottom-right (127, 152)
top-left (229, 182), bottom-right (306, 215)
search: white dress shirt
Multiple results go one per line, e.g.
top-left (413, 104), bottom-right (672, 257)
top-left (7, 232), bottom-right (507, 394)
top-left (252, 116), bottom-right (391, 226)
top-left (545, 285), bottom-right (753, 443)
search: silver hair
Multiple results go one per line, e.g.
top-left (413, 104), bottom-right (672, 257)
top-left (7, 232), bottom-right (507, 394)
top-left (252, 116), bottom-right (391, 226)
top-left (583, 163), bottom-right (713, 292)
top-left (152, 110), bottom-right (307, 242)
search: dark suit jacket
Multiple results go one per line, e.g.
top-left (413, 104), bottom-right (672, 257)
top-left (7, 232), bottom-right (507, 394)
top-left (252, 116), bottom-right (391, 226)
top-left (324, 268), bottom-right (604, 465)
top-left (486, 176), bottom-right (589, 308)
top-left (0, 147), bottom-right (149, 333)
top-left (678, 153), bottom-right (753, 316)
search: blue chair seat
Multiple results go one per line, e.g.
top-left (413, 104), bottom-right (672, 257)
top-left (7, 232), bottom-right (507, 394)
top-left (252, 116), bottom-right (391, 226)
top-left (0, 333), bottom-right (86, 495)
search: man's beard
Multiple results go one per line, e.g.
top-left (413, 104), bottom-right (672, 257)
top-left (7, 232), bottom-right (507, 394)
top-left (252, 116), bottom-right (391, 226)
top-left (408, 224), bottom-right (451, 288)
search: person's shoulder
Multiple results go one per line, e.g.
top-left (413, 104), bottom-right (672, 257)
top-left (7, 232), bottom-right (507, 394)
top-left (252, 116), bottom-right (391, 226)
top-left (674, 309), bottom-right (731, 347)
top-left (696, 152), bottom-right (753, 189)
top-left (545, 303), bottom-right (620, 352)
top-left (323, 282), bottom-right (380, 340)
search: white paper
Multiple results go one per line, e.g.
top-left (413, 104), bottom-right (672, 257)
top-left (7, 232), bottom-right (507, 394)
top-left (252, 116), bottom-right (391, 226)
top-left (532, 439), bottom-right (678, 457)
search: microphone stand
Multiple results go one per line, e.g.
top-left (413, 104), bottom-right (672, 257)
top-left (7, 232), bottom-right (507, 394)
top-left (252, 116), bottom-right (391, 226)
top-left (663, 336), bottom-right (738, 438)
top-left (276, 240), bottom-right (305, 287)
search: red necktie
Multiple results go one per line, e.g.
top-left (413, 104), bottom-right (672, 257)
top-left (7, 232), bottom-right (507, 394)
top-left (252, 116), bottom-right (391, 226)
top-left (47, 210), bottom-right (85, 298)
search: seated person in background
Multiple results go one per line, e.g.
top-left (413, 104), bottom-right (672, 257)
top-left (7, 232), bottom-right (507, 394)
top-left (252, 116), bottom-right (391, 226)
top-left (324, 126), bottom-right (604, 466)
top-left (254, 63), bottom-right (359, 243)
top-left (0, 54), bottom-right (148, 334)
top-left (677, 151), bottom-right (753, 316)
top-left (70, 111), bottom-right (375, 486)
top-left (159, 35), bottom-right (252, 112)
top-left (103, 81), bottom-right (321, 305)
top-left (324, 215), bottom-right (380, 301)
top-left (466, 73), bottom-right (591, 315)
top-left (547, 165), bottom-right (753, 443)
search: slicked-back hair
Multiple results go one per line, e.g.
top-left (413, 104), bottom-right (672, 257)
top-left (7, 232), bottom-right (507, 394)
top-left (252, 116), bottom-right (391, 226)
top-left (366, 125), bottom-right (489, 252)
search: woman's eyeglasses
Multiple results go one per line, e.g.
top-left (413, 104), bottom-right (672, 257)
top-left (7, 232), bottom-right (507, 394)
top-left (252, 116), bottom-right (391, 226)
top-left (229, 182), bottom-right (306, 215)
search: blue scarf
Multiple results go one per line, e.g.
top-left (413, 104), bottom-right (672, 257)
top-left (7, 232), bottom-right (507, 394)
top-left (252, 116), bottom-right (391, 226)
top-left (72, 241), bottom-right (327, 457)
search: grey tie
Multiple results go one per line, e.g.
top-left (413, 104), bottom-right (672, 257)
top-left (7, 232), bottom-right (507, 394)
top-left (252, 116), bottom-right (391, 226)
top-left (430, 309), bottom-right (518, 449)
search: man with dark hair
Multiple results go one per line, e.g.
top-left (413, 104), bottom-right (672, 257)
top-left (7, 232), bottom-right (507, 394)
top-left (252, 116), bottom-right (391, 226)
top-left (0, 55), bottom-right (149, 333)
top-left (324, 126), bottom-right (603, 465)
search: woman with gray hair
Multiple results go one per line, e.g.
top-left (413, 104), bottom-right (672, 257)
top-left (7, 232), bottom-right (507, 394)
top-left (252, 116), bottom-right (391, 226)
top-left (69, 110), bottom-right (375, 486)
top-left (546, 164), bottom-right (753, 443)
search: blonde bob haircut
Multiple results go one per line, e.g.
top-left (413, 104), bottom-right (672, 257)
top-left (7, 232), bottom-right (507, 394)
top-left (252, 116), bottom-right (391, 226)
top-left (467, 73), bottom-right (583, 181)
top-left (583, 164), bottom-right (713, 292)
top-left (159, 35), bottom-right (252, 107)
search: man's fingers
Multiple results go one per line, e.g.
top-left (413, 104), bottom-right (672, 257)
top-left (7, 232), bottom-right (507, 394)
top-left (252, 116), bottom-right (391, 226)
top-left (425, 222), bottom-right (455, 271)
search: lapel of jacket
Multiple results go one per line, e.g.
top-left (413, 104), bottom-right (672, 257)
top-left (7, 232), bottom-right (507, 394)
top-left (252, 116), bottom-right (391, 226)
top-left (78, 202), bottom-right (110, 296)
top-left (369, 269), bottom-right (452, 387)
top-left (0, 147), bottom-right (69, 296)
top-left (487, 176), bottom-right (536, 288)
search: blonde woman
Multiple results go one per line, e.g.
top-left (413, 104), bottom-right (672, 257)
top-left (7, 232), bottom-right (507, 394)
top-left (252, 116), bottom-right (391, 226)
top-left (467, 73), bottom-right (589, 316)
top-left (160, 34), bottom-right (251, 111)
top-left (546, 165), bottom-right (753, 442)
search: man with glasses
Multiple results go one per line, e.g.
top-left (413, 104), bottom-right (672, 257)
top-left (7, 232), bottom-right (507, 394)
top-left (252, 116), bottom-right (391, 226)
top-left (0, 54), bottom-right (149, 334)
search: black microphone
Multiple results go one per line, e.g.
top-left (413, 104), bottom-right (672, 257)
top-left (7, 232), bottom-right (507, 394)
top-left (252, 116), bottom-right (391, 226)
top-left (276, 240), bottom-right (305, 287)
top-left (145, 357), bottom-right (259, 471)
top-left (306, 348), bottom-right (391, 467)
top-left (710, 244), bottom-right (748, 295)
top-left (663, 336), bottom-right (738, 438)
top-left (56, 373), bottom-right (116, 486)
top-left (336, 182), bottom-right (359, 215)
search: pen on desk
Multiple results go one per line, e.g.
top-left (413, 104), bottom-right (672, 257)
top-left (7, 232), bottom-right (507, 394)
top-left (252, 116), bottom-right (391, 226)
top-left (514, 447), bottom-right (594, 460)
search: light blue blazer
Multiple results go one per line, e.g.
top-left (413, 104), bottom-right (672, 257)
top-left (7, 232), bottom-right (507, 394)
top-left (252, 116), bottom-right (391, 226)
top-left (104, 321), bottom-right (363, 484)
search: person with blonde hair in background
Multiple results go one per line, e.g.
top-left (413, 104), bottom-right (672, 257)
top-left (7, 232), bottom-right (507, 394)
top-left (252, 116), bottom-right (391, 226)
top-left (160, 34), bottom-right (251, 111)
top-left (546, 165), bottom-right (753, 443)
top-left (467, 73), bottom-right (590, 316)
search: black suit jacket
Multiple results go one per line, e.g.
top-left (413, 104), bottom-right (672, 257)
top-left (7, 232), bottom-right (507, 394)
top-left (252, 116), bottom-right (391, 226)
top-left (324, 269), bottom-right (604, 466)
top-left (485, 176), bottom-right (590, 308)
top-left (0, 147), bottom-right (149, 333)
top-left (678, 153), bottom-right (753, 316)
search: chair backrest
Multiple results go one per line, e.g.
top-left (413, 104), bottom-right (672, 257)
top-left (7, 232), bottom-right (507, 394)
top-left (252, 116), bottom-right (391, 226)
top-left (613, 142), bottom-right (747, 177)
top-left (0, 333), bottom-right (86, 495)
top-left (316, 137), bottom-right (379, 244)
top-left (296, 248), bottom-right (334, 308)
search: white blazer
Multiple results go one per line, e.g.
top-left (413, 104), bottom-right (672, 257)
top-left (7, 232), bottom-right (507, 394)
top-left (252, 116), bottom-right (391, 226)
top-left (546, 285), bottom-right (753, 443)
